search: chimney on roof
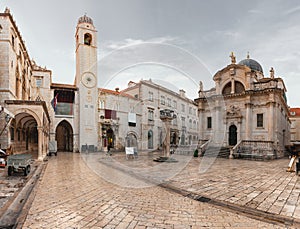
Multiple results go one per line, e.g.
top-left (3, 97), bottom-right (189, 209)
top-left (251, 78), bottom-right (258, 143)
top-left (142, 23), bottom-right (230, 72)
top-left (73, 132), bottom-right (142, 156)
top-left (179, 89), bottom-right (186, 97)
top-left (115, 87), bottom-right (119, 92)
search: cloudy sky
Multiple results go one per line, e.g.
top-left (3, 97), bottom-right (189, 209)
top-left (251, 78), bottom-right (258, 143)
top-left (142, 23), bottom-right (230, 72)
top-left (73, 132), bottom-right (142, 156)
top-left (1, 0), bottom-right (300, 106)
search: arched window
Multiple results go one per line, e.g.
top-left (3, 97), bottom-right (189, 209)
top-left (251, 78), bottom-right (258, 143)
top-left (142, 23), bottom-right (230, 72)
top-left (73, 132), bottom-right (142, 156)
top-left (222, 82), bottom-right (231, 95)
top-left (235, 81), bottom-right (245, 94)
top-left (84, 33), bottom-right (92, 45)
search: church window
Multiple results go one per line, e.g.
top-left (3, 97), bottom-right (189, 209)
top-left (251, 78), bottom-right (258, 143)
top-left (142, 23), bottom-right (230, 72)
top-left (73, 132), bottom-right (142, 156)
top-left (222, 82), bottom-right (231, 95)
top-left (257, 113), bottom-right (263, 127)
top-left (207, 117), bottom-right (212, 129)
top-left (235, 81), bottom-right (245, 94)
top-left (84, 33), bottom-right (92, 45)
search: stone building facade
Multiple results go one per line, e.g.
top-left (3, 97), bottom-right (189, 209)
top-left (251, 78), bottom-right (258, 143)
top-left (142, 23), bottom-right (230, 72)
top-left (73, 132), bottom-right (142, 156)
top-left (0, 8), bottom-right (51, 159)
top-left (97, 88), bottom-right (141, 151)
top-left (123, 80), bottom-right (199, 151)
top-left (290, 108), bottom-right (300, 144)
top-left (0, 8), bottom-right (293, 159)
top-left (196, 53), bottom-right (290, 158)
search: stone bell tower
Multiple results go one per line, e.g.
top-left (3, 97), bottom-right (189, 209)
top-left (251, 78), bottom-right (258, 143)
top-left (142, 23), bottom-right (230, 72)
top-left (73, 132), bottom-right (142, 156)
top-left (75, 15), bottom-right (98, 152)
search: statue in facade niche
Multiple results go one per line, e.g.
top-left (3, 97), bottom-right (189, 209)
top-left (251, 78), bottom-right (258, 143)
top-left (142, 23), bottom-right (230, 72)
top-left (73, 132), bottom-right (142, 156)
top-left (227, 105), bottom-right (241, 116)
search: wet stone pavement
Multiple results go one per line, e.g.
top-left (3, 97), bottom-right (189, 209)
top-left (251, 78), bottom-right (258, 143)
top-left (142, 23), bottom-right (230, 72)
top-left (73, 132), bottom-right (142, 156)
top-left (0, 160), bottom-right (38, 211)
top-left (20, 152), bottom-right (296, 228)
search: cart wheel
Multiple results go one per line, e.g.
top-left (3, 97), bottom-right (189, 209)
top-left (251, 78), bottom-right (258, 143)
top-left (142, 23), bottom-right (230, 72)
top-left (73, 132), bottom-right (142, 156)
top-left (8, 166), bottom-right (13, 176)
top-left (24, 165), bottom-right (30, 176)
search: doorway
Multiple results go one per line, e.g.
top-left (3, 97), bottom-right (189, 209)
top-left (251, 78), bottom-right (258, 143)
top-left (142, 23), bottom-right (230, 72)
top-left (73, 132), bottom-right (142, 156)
top-left (56, 120), bottom-right (73, 152)
top-left (229, 125), bottom-right (237, 146)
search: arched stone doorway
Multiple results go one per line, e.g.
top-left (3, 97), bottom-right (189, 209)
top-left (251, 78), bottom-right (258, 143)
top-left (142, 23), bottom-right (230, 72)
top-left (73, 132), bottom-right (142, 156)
top-left (56, 120), bottom-right (73, 152)
top-left (126, 132), bottom-right (137, 148)
top-left (107, 128), bottom-right (114, 148)
top-left (148, 130), bottom-right (153, 149)
top-left (229, 125), bottom-right (237, 146)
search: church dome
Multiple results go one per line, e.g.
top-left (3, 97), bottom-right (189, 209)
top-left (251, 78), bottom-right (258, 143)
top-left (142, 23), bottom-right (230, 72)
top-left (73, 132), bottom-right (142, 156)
top-left (78, 14), bottom-right (93, 25)
top-left (238, 56), bottom-right (263, 73)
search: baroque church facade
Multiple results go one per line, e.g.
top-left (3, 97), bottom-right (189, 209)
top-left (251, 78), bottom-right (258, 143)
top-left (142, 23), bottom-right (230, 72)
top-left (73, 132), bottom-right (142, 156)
top-left (196, 53), bottom-right (290, 158)
top-left (0, 8), bottom-right (292, 159)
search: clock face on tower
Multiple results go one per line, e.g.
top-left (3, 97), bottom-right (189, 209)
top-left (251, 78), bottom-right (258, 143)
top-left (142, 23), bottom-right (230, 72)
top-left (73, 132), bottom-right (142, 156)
top-left (81, 72), bottom-right (96, 88)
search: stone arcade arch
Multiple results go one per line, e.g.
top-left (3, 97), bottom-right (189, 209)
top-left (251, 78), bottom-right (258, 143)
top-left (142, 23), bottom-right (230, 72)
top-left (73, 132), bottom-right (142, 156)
top-left (55, 120), bottom-right (73, 152)
top-left (9, 112), bottom-right (39, 158)
top-left (5, 100), bottom-right (50, 160)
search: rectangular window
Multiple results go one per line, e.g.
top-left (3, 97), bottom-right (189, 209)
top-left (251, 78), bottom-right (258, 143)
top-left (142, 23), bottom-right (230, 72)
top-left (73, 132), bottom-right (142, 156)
top-left (257, 113), bottom-right (263, 127)
top-left (181, 104), bottom-right (185, 112)
top-left (148, 91), bottom-right (153, 101)
top-left (167, 98), bottom-right (171, 107)
top-left (36, 78), bottom-right (42, 88)
top-left (148, 109), bottom-right (154, 120)
top-left (181, 117), bottom-right (186, 128)
top-left (99, 100), bottom-right (105, 109)
top-left (172, 117), bottom-right (177, 125)
top-left (161, 96), bottom-right (165, 105)
top-left (105, 109), bottom-right (117, 120)
top-left (207, 117), bottom-right (212, 129)
top-left (173, 100), bottom-right (177, 108)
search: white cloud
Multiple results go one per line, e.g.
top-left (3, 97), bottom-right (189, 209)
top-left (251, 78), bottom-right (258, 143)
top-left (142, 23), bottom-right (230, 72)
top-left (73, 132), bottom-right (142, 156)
top-left (99, 36), bottom-right (182, 58)
top-left (248, 9), bottom-right (263, 14)
top-left (283, 5), bottom-right (300, 15)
